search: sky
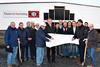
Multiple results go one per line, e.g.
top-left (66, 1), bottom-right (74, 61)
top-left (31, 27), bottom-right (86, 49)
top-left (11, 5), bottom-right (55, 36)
top-left (0, 0), bottom-right (100, 6)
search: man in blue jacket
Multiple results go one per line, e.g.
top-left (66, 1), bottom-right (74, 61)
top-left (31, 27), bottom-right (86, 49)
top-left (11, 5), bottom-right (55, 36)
top-left (4, 22), bottom-right (18, 67)
top-left (35, 23), bottom-right (50, 67)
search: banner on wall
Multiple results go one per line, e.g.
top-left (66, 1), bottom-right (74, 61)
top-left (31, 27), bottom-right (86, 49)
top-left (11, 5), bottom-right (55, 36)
top-left (3, 11), bottom-right (39, 18)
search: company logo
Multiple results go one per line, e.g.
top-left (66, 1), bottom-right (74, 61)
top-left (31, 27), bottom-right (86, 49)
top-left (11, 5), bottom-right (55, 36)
top-left (3, 11), bottom-right (39, 18)
top-left (28, 11), bottom-right (39, 18)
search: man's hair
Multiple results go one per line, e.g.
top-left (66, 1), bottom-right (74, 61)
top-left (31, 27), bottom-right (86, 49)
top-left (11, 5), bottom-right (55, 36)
top-left (84, 22), bottom-right (88, 24)
top-left (78, 19), bottom-right (83, 23)
top-left (19, 22), bottom-right (23, 25)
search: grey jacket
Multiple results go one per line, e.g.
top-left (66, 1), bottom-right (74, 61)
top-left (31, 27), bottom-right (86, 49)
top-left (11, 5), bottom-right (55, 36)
top-left (87, 29), bottom-right (98, 48)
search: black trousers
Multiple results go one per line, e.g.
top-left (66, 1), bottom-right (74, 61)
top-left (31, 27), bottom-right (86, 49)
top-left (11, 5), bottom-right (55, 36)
top-left (25, 43), bottom-right (36, 61)
top-left (29, 44), bottom-right (36, 60)
top-left (47, 47), bottom-right (55, 62)
top-left (57, 46), bottom-right (59, 55)
top-left (78, 40), bottom-right (85, 63)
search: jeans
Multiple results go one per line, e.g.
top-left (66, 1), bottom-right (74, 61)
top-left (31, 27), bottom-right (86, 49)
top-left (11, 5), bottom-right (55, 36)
top-left (71, 44), bottom-right (79, 56)
top-left (87, 48), bottom-right (96, 67)
top-left (67, 44), bottom-right (72, 56)
top-left (7, 47), bottom-right (18, 64)
top-left (62, 44), bottom-right (71, 56)
top-left (64, 44), bottom-right (70, 56)
top-left (36, 47), bottom-right (44, 65)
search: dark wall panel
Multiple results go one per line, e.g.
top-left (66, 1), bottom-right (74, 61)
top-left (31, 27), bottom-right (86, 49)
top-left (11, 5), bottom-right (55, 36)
top-left (55, 9), bottom-right (64, 20)
top-left (70, 13), bottom-right (75, 20)
top-left (49, 9), bottom-right (54, 20)
top-left (54, 6), bottom-right (65, 9)
top-left (44, 6), bottom-right (75, 21)
top-left (44, 13), bottom-right (49, 20)
top-left (65, 10), bottom-right (70, 20)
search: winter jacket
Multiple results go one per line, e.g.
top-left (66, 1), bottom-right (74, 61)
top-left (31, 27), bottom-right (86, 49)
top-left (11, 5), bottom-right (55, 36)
top-left (45, 23), bottom-right (55, 33)
top-left (31, 28), bottom-right (36, 45)
top-left (18, 27), bottom-right (27, 47)
top-left (73, 25), bottom-right (88, 40)
top-left (4, 26), bottom-right (18, 47)
top-left (25, 27), bottom-right (33, 44)
top-left (87, 29), bottom-right (98, 48)
top-left (35, 28), bottom-right (49, 47)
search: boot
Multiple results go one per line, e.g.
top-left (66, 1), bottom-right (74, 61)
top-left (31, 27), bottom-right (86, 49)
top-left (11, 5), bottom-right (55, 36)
top-left (7, 64), bottom-right (12, 67)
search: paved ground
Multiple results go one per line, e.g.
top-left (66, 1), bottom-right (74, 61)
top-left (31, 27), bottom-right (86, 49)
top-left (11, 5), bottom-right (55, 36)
top-left (0, 48), bottom-right (100, 67)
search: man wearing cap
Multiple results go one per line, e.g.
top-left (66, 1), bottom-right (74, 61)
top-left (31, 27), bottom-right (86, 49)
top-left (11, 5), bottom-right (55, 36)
top-left (35, 23), bottom-right (51, 67)
top-left (72, 19), bottom-right (88, 66)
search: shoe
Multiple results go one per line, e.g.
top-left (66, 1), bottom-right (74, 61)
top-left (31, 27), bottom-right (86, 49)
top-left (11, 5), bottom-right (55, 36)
top-left (7, 64), bottom-right (12, 67)
top-left (69, 56), bottom-right (73, 58)
top-left (73, 56), bottom-right (77, 58)
top-left (81, 62), bottom-right (84, 66)
top-left (87, 65), bottom-right (93, 67)
top-left (37, 64), bottom-right (41, 67)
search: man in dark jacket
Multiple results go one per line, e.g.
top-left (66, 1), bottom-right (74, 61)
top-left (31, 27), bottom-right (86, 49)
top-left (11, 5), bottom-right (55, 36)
top-left (31, 22), bottom-right (36, 60)
top-left (72, 19), bottom-right (88, 66)
top-left (45, 18), bottom-right (56, 63)
top-left (54, 23), bottom-right (61, 56)
top-left (87, 24), bottom-right (98, 67)
top-left (35, 23), bottom-right (50, 66)
top-left (4, 22), bottom-right (18, 67)
top-left (25, 21), bottom-right (34, 61)
top-left (17, 22), bottom-right (27, 63)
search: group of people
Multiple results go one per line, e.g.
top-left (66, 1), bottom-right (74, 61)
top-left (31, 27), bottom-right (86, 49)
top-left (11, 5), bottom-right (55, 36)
top-left (4, 18), bottom-right (98, 67)
top-left (4, 21), bottom-right (37, 67)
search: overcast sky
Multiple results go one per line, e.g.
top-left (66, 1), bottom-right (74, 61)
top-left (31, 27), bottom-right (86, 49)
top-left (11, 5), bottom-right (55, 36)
top-left (0, 0), bottom-right (100, 6)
